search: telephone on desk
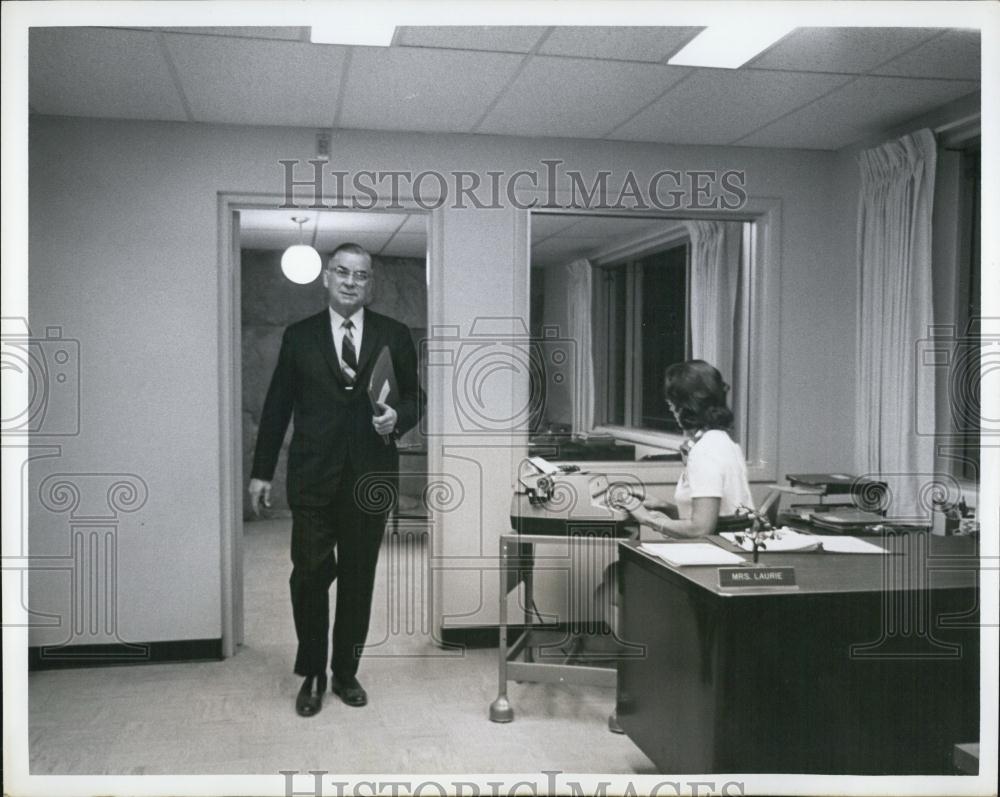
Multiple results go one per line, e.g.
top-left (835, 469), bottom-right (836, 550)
top-left (509, 457), bottom-right (635, 537)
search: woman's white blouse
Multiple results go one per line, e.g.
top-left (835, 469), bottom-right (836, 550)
top-left (673, 429), bottom-right (753, 518)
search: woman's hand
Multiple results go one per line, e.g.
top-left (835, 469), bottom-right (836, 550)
top-left (611, 491), bottom-right (644, 513)
top-left (628, 497), bottom-right (721, 539)
top-left (634, 507), bottom-right (670, 527)
top-left (642, 497), bottom-right (679, 518)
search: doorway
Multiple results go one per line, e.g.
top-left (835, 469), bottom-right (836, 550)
top-left (219, 200), bottom-right (430, 654)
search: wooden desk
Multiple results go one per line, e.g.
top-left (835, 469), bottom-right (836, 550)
top-left (617, 534), bottom-right (980, 774)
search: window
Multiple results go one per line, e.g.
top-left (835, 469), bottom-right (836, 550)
top-left (595, 241), bottom-right (689, 434)
top-left (529, 211), bottom-right (769, 466)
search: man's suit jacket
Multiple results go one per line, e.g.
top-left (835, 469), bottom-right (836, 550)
top-left (251, 308), bottom-right (421, 507)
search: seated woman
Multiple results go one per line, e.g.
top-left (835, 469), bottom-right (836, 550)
top-left (596, 361), bottom-right (753, 640)
top-left (620, 359), bottom-right (752, 537)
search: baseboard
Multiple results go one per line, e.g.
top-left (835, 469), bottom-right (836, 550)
top-left (28, 638), bottom-right (223, 670)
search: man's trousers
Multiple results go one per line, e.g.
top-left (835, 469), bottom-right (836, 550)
top-left (288, 467), bottom-right (387, 679)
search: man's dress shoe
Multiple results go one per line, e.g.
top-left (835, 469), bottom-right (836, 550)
top-left (295, 675), bottom-right (326, 717)
top-left (332, 675), bottom-right (368, 707)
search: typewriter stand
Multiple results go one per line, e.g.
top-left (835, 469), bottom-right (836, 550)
top-left (489, 529), bottom-right (637, 729)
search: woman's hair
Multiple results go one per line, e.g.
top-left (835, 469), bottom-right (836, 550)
top-left (663, 360), bottom-right (734, 432)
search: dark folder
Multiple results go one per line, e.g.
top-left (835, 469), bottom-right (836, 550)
top-left (809, 508), bottom-right (885, 533)
top-left (786, 472), bottom-right (887, 504)
top-left (786, 473), bottom-right (861, 493)
top-left (367, 346), bottom-right (398, 445)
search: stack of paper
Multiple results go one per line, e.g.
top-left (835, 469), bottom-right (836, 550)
top-left (720, 529), bottom-right (887, 555)
top-left (721, 528), bottom-right (821, 553)
top-left (811, 536), bottom-right (887, 554)
top-left (640, 542), bottom-right (745, 567)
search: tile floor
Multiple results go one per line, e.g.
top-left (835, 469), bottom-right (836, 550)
top-left (28, 519), bottom-right (655, 775)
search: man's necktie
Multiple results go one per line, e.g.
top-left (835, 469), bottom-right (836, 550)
top-left (341, 320), bottom-right (358, 386)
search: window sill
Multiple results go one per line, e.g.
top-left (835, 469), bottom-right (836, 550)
top-left (590, 425), bottom-right (686, 451)
top-left (587, 425), bottom-right (775, 484)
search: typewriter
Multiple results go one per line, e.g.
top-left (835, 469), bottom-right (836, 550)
top-left (509, 457), bottom-right (635, 537)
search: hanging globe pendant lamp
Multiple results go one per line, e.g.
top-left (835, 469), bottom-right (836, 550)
top-left (280, 216), bottom-right (321, 284)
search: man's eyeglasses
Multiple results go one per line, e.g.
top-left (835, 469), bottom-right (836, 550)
top-left (329, 266), bottom-right (371, 284)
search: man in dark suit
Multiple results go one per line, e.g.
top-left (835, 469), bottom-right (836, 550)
top-left (248, 242), bottom-right (421, 717)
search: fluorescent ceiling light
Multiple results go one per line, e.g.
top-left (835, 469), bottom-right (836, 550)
top-left (668, 25), bottom-right (794, 69)
top-left (310, 23), bottom-right (396, 47)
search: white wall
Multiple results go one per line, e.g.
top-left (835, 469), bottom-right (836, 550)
top-left (28, 115), bottom-right (859, 644)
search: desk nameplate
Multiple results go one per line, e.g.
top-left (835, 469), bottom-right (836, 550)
top-left (718, 566), bottom-right (797, 589)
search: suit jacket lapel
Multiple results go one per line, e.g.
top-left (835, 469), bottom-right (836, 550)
top-left (314, 310), bottom-right (349, 388)
top-left (355, 309), bottom-right (382, 379)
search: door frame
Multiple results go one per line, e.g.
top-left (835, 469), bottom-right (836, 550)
top-left (216, 192), bottom-right (437, 656)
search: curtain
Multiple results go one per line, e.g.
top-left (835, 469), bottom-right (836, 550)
top-left (684, 220), bottom-right (746, 439)
top-left (855, 128), bottom-right (937, 518)
top-left (565, 259), bottom-right (595, 434)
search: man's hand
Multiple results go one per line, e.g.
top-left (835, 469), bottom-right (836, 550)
top-left (248, 478), bottom-right (272, 516)
top-left (373, 401), bottom-right (397, 437)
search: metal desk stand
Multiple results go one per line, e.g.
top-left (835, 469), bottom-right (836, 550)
top-left (489, 528), bottom-right (637, 731)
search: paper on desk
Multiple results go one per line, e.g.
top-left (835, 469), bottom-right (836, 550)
top-left (640, 542), bottom-right (744, 566)
top-left (719, 530), bottom-right (887, 554)
top-left (812, 535), bottom-right (887, 554)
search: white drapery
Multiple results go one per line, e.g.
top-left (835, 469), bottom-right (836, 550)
top-left (684, 220), bottom-right (747, 438)
top-left (855, 128), bottom-right (937, 518)
top-left (564, 258), bottom-right (595, 434)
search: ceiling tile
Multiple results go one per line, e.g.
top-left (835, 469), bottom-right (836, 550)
top-left (314, 229), bottom-right (392, 253)
top-left (531, 213), bottom-right (582, 240)
top-left (478, 56), bottom-right (690, 138)
top-left (30, 28), bottom-right (188, 121)
top-left (730, 110), bottom-right (864, 150)
top-left (240, 209), bottom-right (320, 231)
top-left (531, 236), bottom-right (607, 266)
top-left (570, 216), bottom-right (670, 238)
top-left (748, 27), bottom-right (940, 74)
top-left (397, 214), bottom-right (427, 234)
top-left (739, 75), bottom-right (979, 149)
top-left (396, 26), bottom-right (547, 53)
top-left (240, 229), bottom-right (300, 249)
top-left (339, 47), bottom-right (524, 133)
top-left (315, 211), bottom-right (409, 234)
top-left (380, 233), bottom-right (427, 258)
top-left (612, 68), bottom-right (851, 145)
top-left (164, 34), bottom-right (346, 126)
top-left (874, 30), bottom-right (981, 80)
top-left (539, 27), bottom-right (703, 62)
